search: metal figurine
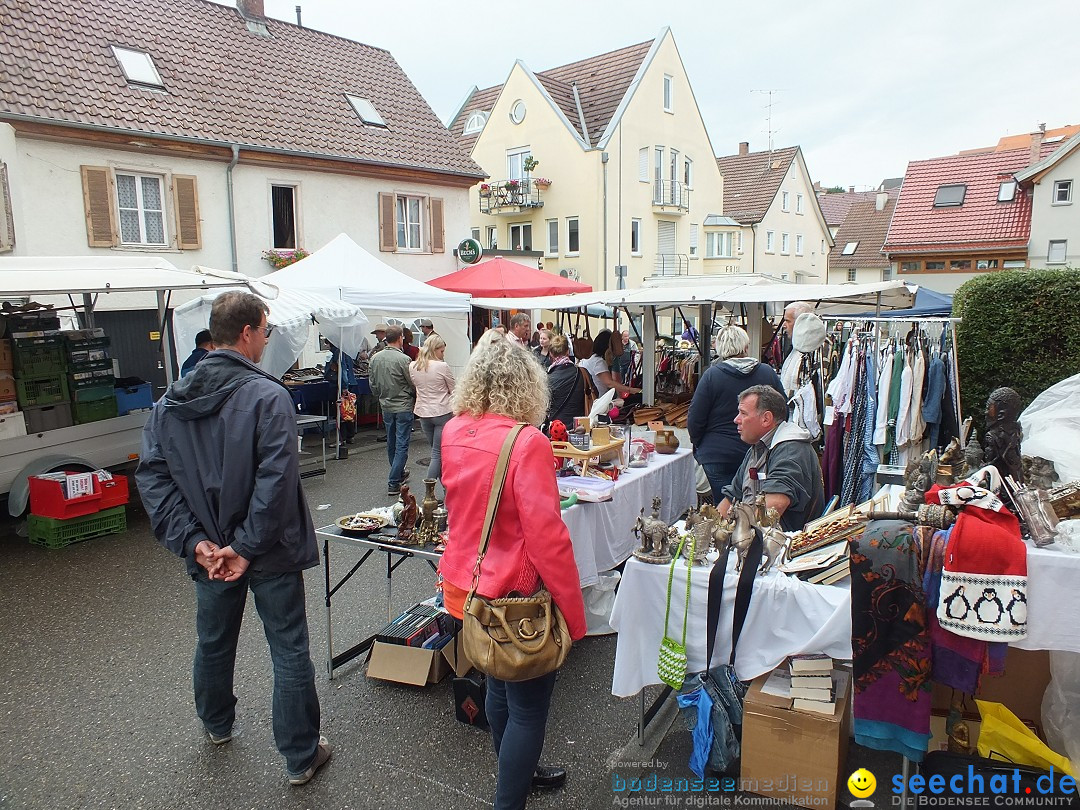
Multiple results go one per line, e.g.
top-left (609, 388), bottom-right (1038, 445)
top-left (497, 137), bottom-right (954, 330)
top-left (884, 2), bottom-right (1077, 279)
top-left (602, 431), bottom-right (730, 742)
top-left (983, 387), bottom-right (1024, 485)
top-left (632, 496), bottom-right (671, 564)
top-left (396, 484), bottom-right (419, 544)
top-left (759, 525), bottom-right (789, 575)
top-left (731, 501), bottom-right (757, 573)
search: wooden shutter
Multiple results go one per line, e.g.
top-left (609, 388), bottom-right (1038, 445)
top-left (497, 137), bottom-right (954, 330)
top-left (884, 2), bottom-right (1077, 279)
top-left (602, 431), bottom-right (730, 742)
top-left (172, 174), bottom-right (201, 250)
top-left (429, 197), bottom-right (445, 253)
top-left (378, 192), bottom-right (397, 252)
top-left (81, 165), bottom-right (117, 247)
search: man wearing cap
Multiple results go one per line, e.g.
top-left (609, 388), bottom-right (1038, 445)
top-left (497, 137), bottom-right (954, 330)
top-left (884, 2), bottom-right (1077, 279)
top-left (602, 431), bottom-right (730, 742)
top-left (368, 323), bottom-right (388, 357)
top-left (368, 325), bottom-right (416, 497)
top-left (417, 318), bottom-right (435, 347)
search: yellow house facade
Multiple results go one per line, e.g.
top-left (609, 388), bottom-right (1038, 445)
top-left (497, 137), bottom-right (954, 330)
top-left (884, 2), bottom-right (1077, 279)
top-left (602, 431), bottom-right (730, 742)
top-left (449, 29), bottom-right (727, 292)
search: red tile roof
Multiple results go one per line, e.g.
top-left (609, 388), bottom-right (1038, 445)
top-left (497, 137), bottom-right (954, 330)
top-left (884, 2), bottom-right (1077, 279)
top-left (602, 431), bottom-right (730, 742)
top-left (715, 146), bottom-right (800, 224)
top-left (449, 40), bottom-right (654, 148)
top-left (829, 197), bottom-right (896, 270)
top-left (817, 189), bottom-right (893, 228)
top-left (883, 143), bottom-right (1061, 254)
top-left (0, 0), bottom-right (484, 178)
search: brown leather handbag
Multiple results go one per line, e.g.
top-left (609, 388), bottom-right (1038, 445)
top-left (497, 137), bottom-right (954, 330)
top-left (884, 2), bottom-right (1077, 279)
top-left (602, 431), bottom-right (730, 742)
top-left (462, 423), bottom-right (572, 682)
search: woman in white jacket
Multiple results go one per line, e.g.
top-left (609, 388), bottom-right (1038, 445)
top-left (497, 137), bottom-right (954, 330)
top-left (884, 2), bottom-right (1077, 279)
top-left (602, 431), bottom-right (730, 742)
top-left (408, 334), bottom-right (455, 482)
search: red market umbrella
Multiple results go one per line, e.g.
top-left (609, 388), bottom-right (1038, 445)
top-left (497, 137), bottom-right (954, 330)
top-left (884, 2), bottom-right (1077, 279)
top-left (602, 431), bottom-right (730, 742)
top-left (429, 257), bottom-right (592, 298)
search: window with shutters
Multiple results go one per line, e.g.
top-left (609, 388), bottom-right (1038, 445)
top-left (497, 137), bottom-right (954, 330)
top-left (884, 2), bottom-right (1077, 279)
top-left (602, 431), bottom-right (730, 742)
top-left (630, 218), bottom-right (641, 256)
top-left (639, 148), bottom-right (649, 182)
top-left (396, 195), bottom-right (423, 251)
top-left (0, 163), bottom-right (13, 252)
top-left (377, 192), bottom-right (443, 253)
top-left (115, 172), bottom-right (166, 246)
top-left (271, 185), bottom-right (298, 249)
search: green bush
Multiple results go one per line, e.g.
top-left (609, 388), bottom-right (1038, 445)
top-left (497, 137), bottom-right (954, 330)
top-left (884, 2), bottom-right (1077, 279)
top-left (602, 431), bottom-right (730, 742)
top-left (953, 269), bottom-right (1080, 425)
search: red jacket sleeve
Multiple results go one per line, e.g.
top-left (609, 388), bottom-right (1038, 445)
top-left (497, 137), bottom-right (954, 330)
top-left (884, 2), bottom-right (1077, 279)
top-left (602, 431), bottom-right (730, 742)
top-left (514, 428), bottom-right (588, 640)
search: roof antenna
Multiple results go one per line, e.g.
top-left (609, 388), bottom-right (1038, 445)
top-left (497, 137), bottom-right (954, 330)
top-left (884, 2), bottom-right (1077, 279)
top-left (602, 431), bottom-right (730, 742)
top-left (295, 5), bottom-right (302, 26)
top-left (750, 89), bottom-right (784, 158)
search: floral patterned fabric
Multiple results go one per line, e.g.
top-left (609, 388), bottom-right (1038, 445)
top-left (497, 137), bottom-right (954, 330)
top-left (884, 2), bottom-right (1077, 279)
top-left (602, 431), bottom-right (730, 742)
top-left (851, 520), bottom-right (933, 762)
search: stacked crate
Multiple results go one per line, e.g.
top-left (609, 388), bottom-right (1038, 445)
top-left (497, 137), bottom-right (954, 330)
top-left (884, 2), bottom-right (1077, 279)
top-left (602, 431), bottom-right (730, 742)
top-left (26, 470), bottom-right (129, 548)
top-left (65, 330), bottom-right (118, 424)
top-left (0, 336), bottom-right (20, 439)
top-left (13, 326), bottom-right (74, 433)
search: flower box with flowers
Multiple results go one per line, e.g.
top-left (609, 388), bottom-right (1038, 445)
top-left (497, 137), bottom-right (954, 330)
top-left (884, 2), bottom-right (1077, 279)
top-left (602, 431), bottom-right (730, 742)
top-left (262, 248), bottom-right (309, 269)
top-left (479, 184), bottom-right (492, 197)
top-left (532, 178), bottom-right (552, 189)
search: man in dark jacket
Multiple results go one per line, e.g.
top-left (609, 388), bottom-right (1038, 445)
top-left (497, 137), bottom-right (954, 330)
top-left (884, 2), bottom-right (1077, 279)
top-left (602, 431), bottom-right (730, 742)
top-left (179, 329), bottom-right (213, 377)
top-left (717, 384), bottom-right (824, 532)
top-left (688, 326), bottom-right (785, 499)
top-left (136, 291), bottom-right (331, 786)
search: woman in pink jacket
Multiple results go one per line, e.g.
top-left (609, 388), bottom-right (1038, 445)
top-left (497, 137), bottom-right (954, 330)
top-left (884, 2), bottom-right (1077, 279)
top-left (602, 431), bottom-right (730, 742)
top-left (439, 333), bottom-right (586, 810)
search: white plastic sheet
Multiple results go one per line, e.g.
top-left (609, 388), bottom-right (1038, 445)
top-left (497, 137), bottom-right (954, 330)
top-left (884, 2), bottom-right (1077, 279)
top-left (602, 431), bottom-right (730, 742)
top-left (1020, 373), bottom-right (1080, 483)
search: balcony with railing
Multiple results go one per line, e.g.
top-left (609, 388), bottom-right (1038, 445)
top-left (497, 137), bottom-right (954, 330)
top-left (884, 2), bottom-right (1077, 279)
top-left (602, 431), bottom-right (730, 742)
top-left (652, 180), bottom-right (689, 214)
top-left (479, 179), bottom-right (545, 215)
top-left (653, 254), bottom-right (690, 277)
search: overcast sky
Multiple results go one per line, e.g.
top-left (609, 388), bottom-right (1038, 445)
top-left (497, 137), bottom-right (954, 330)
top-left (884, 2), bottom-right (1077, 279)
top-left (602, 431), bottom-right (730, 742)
top-left (263, 0), bottom-right (1079, 189)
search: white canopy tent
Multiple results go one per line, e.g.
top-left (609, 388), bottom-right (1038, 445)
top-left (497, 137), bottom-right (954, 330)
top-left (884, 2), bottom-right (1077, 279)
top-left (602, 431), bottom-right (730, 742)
top-left (260, 233), bottom-right (473, 371)
top-left (172, 278), bottom-right (369, 379)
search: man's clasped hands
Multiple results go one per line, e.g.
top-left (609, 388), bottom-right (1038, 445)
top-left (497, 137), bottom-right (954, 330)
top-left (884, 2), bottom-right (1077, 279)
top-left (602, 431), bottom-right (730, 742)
top-left (194, 540), bottom-right (251, 581)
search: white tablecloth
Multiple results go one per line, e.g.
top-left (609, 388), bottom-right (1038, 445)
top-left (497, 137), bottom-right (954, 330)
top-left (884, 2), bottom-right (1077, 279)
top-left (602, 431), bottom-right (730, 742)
top-left (609, 554), bottom-right (853, 696)
top-left (1012, 543), bottom-right (1080, 654)
top-left (562, 449), bottom-right (696, 587)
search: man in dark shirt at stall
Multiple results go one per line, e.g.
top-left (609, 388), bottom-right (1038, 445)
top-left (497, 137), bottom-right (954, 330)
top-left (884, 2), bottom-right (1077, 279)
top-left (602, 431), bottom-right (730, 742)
top-left (180, 330), bottom-right (213, 377)
top-left (716, 384), bottom-right (824, 532)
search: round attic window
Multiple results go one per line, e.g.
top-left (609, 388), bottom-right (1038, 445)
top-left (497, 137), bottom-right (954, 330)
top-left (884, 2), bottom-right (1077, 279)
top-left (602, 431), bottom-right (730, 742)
top-left (509, 100), bottom-right (527, 125)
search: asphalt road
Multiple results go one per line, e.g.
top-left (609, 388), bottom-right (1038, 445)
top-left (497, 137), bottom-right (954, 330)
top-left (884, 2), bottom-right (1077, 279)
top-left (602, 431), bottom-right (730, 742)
top-left (0, 424), bottom-right (898, 809)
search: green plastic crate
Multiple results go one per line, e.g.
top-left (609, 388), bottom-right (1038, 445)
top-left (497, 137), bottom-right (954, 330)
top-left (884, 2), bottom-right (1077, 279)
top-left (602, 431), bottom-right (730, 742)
top-left (73, 394), bottom-right (118, 424)
top-left (13, 337), bottom-right (67, 378)
top-left (15, 374), bottom-right (70, 408)
top-left (28, 505), bottom-right (126, 548)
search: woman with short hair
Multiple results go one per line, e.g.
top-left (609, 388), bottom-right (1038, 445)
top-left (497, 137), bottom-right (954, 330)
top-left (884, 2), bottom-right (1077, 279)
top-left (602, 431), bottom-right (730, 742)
top-left (408, 334), bottom-right (454, 482)
top-left (439, 337), bottom-right (587, 810)
top-left (687, 325), bottom-right (785, 498)
top-left (545, 333), bottom-right (585, 427)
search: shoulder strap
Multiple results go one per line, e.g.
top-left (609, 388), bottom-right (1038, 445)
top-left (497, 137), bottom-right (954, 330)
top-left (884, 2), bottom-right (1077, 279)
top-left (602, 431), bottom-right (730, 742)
top-left (464, 423), bottom-right (527, 609)
top-left (730, 529), bottom-right (764, 666)
top-left (662, 534), bottom-right (687, 638)
top-left (705, 540), bottom-right (733, 670)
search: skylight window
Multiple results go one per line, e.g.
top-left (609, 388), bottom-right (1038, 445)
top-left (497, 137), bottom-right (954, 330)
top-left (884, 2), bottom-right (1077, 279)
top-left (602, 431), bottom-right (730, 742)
top-left (463, 111), bottom-right (488, 135)
top-left (112, 46), bottom-right (165, 89)
top-left (998, 181), bottom-right (1017, 202)
top-left (346, 95), bottom-right (387, 127)
top-left (933, 184), bottom-right (966, 207)
top-left (842, 241), bottom-right (859, 255)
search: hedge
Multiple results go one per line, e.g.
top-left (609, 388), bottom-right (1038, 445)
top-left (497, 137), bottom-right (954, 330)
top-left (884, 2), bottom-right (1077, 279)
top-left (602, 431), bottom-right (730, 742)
top-left (953, 269), bottom-right (1080, 427)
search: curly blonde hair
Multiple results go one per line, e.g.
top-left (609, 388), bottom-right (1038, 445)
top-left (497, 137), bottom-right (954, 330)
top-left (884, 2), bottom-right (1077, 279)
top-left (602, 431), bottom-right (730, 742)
top-left (453, 334), bottom-right (549, 425)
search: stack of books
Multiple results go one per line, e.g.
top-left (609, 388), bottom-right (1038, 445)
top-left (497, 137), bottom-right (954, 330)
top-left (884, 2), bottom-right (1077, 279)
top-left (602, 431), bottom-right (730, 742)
top-left (779, 539), bottom-right (850, 585)
top-left (789, 654), bottom-right (836, 715)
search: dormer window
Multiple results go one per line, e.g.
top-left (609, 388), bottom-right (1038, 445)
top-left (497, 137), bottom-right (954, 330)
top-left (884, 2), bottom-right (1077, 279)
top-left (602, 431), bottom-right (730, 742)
top-left (346, 95), bottom-right (386, 127)
top-left (463, 111), bottom-right (488, 135)
top-left (112, 46), bottom-right (165, 89)
top-left (998, 180), bottom-right (1017, 202)
top-left (933, 184), bottom-right (966, 207)
top-left (842, 241), bottom-right (859, 255)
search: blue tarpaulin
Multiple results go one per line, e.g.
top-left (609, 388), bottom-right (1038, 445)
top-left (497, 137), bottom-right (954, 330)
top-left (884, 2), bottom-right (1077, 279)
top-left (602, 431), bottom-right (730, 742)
top-left (846, 287), bottom-right (952, 319)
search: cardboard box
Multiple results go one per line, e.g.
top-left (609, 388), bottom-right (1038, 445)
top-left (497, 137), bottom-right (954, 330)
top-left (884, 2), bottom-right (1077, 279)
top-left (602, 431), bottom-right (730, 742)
top-left (741, 668), bottom-right (851, 809)
top-left (0, 339), bottom-right (12, 371)
top-left (365, 636), bottom-right (472, 687)
top-left (932, 647), bottom-right (1050, 727)
top-left (0, 399), bottom-right (18, 416)
top-left (0, 371), bottom-right (16, 402)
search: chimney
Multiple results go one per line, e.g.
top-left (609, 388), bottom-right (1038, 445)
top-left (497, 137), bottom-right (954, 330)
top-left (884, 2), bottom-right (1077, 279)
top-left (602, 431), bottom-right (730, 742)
top-left (295, 4), bottom-right (302, 25)
top-left (237, 0), bottom-right (265, 18)
top-left (738, 142), bottom-right (749, 156)
top-left (1030, 123), bottom-right (1046, 163)
top-left (876, 191), bottom-right (888, 211)
top-left (848, 186), bottom-right (855, 194)
top-left (813, 181), bottom-right (822, 192)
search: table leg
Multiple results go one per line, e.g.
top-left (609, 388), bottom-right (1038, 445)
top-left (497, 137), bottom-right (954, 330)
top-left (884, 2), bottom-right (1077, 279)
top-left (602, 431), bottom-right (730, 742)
top-left (386, 550), bottom-right (394, 622)
top-left (638, 690), bottom-right (645, 743)
top-left (323, 538), bottom-right (334, 679)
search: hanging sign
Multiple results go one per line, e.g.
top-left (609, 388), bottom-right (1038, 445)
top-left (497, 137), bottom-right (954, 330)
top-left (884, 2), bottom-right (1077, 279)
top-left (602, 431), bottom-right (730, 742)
top-left (457, 238), bottom-right (483, 265)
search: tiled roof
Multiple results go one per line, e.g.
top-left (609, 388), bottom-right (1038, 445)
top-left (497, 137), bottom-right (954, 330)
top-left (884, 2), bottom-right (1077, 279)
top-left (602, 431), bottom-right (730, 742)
top-left (884, 143), bottom-right (1061, 254)
top-left (448, 40), bottom-right (654, 148)
top-left (0, 0), bottom-right (484, 178)
top-left (829, 197), bottom-right (896, 270)
top-left (817, 190), bottom-right (884, 227)
top-left (715, 146), bottom-right (800, 224)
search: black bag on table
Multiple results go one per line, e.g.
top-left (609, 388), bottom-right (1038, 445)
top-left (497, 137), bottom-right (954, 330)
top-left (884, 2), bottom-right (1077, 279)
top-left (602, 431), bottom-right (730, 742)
top-left (920, 751), bottom-right (1078, 805)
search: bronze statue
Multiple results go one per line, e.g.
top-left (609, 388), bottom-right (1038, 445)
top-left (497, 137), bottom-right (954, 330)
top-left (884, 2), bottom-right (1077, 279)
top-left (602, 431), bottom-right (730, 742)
top-left (901, 451), bottom-right (934, 511)
top-left (983, 387), bottom-right (1024, 484)
top-left (962, 436), bottom-right (984, 479)
top-left (396, 484), bottom-right (418, 543)
top-left (632, 496), bottom-right (671, 564)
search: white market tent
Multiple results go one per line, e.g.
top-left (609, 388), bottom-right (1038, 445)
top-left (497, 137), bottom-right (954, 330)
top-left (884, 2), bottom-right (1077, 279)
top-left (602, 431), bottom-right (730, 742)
top-left (173, 278), bottom-right (369, 379)
top-left (473, 279), bottom-right (918, 402)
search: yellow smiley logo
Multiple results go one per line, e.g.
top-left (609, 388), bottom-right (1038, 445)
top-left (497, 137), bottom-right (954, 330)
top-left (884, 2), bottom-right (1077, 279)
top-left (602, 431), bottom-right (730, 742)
top-left (847, 768), bottom-right (877, 798)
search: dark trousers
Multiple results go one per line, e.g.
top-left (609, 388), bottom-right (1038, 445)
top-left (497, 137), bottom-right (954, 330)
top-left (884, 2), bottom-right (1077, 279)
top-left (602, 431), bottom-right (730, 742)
top-left (193, 570), bottom-right (321, 775)
top-left (700, 461), bottom-right (741, 503)
top-left (486, 671), bottom-right (558, 810)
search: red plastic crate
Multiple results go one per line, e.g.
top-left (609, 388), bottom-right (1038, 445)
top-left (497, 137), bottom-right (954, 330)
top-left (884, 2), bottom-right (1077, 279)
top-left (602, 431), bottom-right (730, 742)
top-left (28, 472), bottom-right (129, 519)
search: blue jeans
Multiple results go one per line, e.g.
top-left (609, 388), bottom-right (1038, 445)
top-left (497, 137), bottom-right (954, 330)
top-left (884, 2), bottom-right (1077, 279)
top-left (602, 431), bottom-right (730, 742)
top-left (700, 461), bottom-right (741, 503)
top-left (418, 412), bottom-right (452, 481)
top-left (486, 671), bottom-right (558, 810)
top-left (193, 570), bottom-right (321, 776)
top-left (384, 410), bottom-right (414, 488)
